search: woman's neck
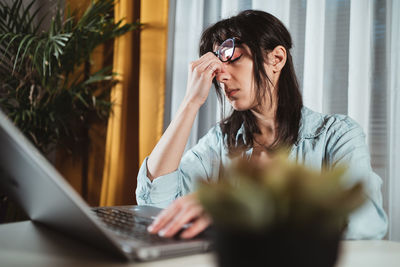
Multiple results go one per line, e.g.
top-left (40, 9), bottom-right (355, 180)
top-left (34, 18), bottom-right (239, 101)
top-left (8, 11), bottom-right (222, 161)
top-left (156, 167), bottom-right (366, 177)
top-left (250, 95), bottom-right (278, 147)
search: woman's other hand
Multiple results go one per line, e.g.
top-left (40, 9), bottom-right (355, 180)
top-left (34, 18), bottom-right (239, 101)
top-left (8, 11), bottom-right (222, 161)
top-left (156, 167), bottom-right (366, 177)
top-left (184, 52), bottom-right (222, 107)
top-left (147, 193), bottom-right (212, 239)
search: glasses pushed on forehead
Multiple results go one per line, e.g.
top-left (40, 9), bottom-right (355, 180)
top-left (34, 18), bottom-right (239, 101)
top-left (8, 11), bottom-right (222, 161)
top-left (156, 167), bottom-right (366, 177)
top-left (214, 37), bottom-right (240, 62)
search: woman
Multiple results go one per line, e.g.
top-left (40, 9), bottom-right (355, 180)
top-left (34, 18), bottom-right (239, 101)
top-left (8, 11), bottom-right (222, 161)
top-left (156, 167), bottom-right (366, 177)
top-left (136, 10), bottom-right (387, 240)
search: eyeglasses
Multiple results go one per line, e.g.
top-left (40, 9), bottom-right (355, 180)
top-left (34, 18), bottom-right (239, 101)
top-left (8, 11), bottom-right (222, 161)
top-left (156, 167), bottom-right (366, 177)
top-left (214, 37), bottom-right (240, 62)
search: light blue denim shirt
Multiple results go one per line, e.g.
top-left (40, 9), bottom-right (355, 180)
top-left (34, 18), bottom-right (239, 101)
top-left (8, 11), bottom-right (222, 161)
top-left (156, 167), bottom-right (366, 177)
top-left (136, 107), bottom-right (388, 240)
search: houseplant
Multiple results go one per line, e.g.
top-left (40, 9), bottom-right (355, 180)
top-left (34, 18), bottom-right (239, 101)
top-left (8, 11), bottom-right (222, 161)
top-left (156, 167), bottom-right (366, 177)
top-left (0, 0), bottom-right (140, 221)
top-left (0, 0), bottom-right (139, 153)
top-left (198, 153), bottom-right (365, 267)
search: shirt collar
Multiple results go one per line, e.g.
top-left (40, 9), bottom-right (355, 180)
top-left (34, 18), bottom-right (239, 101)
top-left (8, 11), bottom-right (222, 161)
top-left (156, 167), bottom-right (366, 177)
top-left (234, 106), bottom-right (325, 146)
top-left (296, 106), bottom-right (326, 144)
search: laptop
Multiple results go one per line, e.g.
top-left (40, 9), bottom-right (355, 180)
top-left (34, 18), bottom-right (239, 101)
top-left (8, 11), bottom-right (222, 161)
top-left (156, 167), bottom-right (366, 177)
top-left (0, 109), bottom-right (212, 261)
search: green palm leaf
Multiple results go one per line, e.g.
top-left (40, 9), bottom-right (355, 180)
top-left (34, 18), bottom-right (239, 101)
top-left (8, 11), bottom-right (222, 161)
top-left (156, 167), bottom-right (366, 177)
top-left (0, 0), bottom-right (140, 153)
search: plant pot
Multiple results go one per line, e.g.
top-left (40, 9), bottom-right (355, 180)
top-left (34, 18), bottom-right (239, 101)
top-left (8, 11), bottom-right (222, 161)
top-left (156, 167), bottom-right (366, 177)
top-left (213, 226), bottom-right (341, 267)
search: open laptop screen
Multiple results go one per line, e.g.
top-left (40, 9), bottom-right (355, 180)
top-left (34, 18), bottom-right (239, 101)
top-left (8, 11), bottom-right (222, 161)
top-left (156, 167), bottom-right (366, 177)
top-left (0, 109), bottom-right (126, 258)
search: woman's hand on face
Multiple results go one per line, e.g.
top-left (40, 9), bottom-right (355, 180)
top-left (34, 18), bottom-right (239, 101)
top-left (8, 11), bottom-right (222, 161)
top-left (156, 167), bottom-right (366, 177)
top-left (184, 52), bottom-right (223, 107)
top-left (147, 193), bottom-right (212, 239)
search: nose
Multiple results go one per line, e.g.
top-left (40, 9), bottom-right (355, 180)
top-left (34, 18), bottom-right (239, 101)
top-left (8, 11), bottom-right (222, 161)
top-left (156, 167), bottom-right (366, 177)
top-left (216, 63), bottom-right (231, 83)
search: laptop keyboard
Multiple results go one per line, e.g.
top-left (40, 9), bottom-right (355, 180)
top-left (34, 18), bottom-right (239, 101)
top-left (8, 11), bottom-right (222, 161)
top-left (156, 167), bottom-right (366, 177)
top-left (92, 207), bottom-right (177, 244)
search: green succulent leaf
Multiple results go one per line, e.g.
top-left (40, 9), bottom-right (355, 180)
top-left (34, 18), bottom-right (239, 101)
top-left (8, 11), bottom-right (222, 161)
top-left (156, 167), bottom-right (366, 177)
top-left (198, 151), bottom-right (366, 236)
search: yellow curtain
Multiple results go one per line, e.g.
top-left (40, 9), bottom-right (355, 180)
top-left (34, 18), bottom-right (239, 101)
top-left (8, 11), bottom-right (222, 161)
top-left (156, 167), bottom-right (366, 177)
top-left (100, 0), bottom-right (138, 206)
top-left (60, 0), bottom-right (107, 206)
top-left (139, 0), bottom-right (169, 163)
top-left (101, 0), bottom-right (168, 206)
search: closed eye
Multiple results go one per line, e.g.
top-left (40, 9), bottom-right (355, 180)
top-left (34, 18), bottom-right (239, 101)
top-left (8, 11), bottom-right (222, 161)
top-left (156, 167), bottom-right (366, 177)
top-left (229, 54), bottom-right (242, 63)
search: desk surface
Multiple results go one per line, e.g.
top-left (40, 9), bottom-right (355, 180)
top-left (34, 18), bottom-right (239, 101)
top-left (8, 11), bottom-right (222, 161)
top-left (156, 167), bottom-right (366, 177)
top-left (0, 220), bottom-right (399, 267)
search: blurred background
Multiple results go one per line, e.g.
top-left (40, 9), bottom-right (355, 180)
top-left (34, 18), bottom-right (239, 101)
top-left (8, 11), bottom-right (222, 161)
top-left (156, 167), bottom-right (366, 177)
top-left (0, 0), bottom-right (399, 241)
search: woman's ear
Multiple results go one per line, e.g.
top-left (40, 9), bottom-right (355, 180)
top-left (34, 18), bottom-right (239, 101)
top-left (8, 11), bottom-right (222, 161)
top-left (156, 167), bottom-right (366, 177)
top-left (267, 45), bottom-right (287, 73)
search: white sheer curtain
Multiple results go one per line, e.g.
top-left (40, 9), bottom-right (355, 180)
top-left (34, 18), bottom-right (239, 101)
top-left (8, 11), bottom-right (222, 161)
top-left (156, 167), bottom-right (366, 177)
top-left (388, 0), bottom-right (400, 242)
top-left (165, 0), bottom-right (400, 240)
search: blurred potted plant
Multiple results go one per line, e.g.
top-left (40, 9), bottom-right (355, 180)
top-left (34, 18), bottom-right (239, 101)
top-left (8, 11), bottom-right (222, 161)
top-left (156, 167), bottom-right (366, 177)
top-left (198, 153), bottom-right (365, 267)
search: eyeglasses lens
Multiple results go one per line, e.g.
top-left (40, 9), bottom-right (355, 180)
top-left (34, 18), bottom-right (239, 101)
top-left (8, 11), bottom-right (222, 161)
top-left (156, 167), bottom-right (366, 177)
top-left (217, 39), bottom-right (234, 62)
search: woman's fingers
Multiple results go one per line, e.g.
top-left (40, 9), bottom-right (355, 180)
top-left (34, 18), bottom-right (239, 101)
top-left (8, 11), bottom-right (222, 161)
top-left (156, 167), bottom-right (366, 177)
top-left (147, 194), bottom-right (197, 233)
top-left (189, 52), bottom-right (221, 76)
top-left (158, 204), bottom-right (204, 237)
top-left (202, 61), bottom-right (222, 78)
top-left (188, 52), bottom-right (213, 70)
top-left (147, 201), bottom-right (180, 233)
top-left (195, 56), bottom-right (222, 75)
top-left (184, 52), bottom-right (222, 106)
top-left (180, 214), bottom-right (212, 239)
top-left (147, 193), bottom-right (211, 239)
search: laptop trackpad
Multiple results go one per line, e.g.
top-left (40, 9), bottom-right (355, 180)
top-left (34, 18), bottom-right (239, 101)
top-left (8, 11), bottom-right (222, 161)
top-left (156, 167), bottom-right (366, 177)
top-left (125, 205), bottom-right (163, 221)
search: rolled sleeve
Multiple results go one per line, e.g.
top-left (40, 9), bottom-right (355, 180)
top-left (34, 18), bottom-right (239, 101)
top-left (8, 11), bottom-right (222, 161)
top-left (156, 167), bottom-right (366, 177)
top-left (136, 157), bottom-right (181, 208)
top-left (136, 125), bottom-right (223, 209)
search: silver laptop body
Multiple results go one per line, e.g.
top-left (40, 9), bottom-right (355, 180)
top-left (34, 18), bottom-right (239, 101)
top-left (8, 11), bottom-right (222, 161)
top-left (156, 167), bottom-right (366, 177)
top-left (0, 109), bottom-right (211, 261)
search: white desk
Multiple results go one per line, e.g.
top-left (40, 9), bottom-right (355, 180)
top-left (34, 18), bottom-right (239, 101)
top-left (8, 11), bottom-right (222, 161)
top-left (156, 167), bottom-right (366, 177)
top-left (0, 220), bottom-right (399, 267)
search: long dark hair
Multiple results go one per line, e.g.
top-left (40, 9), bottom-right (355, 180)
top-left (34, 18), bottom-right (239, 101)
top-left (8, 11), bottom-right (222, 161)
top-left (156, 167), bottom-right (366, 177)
top-left (199, 10), bottom-right (303, 155)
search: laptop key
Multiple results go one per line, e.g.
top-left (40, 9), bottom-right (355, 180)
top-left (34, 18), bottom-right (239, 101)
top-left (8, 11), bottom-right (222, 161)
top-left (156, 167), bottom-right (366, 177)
top-left (92, 207), bottom-right (176, 244)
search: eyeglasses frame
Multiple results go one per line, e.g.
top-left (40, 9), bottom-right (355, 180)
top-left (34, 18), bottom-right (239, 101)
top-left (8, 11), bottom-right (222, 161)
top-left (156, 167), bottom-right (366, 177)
top-left (214, 37), bottom-right (240, 62)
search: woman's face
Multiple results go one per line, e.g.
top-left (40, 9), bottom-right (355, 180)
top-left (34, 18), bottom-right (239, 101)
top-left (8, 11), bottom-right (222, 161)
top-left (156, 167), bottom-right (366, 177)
top-left (215, 44), bottom-right (275, 111)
